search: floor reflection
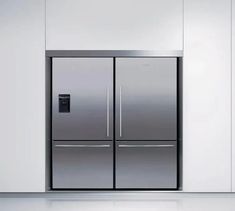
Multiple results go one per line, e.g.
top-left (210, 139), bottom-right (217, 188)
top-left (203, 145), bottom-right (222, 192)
top-left (0, 193), bottom-right (235, 211)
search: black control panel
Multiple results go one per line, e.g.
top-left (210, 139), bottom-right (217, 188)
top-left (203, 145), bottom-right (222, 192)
top-left (59, 94), bottom-right (70, 113)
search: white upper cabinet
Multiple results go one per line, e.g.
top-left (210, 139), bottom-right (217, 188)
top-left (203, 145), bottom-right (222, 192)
top-left (46, 0), bottom-right (183, 50)
top-left (184, 0), bottom-right (231, 192)
top-left (0, 0), bottom-right (45, 192)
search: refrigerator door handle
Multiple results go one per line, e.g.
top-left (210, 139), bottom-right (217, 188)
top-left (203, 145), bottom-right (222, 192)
top-left (119, 86), bottom-right (122, 137)
top-left (106, 87), bottom-right (110, 137)
top-left (118, 144), bottom-right (175, 148)
top-left (55, 144), bottom-right (111, 148)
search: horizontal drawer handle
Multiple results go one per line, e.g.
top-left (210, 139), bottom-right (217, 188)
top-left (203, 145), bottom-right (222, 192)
top-left (118, 144), bottom-right (175, 148)
top-left (55, 144), bottom-right (111, 148)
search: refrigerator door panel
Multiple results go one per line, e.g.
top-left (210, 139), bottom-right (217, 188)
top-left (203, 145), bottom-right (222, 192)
top-left (116, 141), bottom-right (177, 189)
top-left (52, 58), bottom-right (113, 140)
top-left (52, 141), bottom-right (113, 189)
top-left (116, 58), bottom-right (177, 140)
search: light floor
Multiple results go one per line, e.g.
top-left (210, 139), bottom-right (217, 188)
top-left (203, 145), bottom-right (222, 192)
top-left (0, 193), bottom-right (235, 211)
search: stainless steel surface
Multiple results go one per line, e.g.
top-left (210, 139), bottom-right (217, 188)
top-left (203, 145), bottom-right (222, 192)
top-left (46, 50), bottom-right (183, 58)
top-left (54, 144), bottom-right (111, 148)
top-left (52, 58), bottom-right (113, 140)
top-left (50, 54), bottom-right (180, 190)
top-left (116, 141), bottom-right (177, 189)
top-left (118, 144), bottom-right (175, 148)
top-left (106, 88), bottom-right (110, 137)
top-left (116, 58), bottom-right (177, 140)
top-left (119, 86), bottom-right (122, 137)
top-left (52, 141), bottom-right (113, 189)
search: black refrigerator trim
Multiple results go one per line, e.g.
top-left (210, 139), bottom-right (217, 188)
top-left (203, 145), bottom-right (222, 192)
top-left (177, 57), bottom-right (183, 190)
top-left (45, 56), bottom-right (53, 191)
top-left (113, 57), bottom-right (116, 189)
top-left (46, 51), bottom-right (183, 191)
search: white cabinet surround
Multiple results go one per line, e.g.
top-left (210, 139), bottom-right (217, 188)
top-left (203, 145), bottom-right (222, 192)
top-left (184, 0), bottom-right (232, 192)
top-left (46, 0), bottom-right (183, 50)
top-left (232, 0), bottom-right (235, 193)
top-left (0, 0), bottom-right (235, 192)
top-left (0, 0), bottom-right (45, 192)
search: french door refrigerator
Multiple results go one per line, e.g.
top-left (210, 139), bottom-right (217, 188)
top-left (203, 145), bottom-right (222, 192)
top-left (51, 56), bottom-right (178, 190)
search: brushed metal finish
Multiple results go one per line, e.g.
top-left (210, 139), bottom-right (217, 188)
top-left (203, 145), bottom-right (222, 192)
top-left (54, 144), bottom-right (111, 148)
top-left (106, 88), bottom-right (110, 137)
top-left (46, 50), bottom-right (183, 58)
top-left (116, 58), bottom-right (177, 140)
top-left (52, 141), bottom-right (113, 189)
top-left (118, 144), bottom-right (175, 148)
top-left (119, 86), bottom-right (122, 137)
top-left (116, 141), bottom-right (177, 189)
top-left (52, 58), bottom-right (113, 140)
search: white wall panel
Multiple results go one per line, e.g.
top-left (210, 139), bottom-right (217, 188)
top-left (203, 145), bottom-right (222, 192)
top-left (232, 0), bottom-right (235, 192)
top-left (0, 0), bottom-right (45, 192)
top-left (184, 0), bottom-right (231, 192)
top-left (46, 0), bottom-right (183, 50)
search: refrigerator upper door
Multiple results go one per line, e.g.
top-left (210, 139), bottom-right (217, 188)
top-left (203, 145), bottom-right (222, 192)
top-left (116, 58), bottom-right (177, 140)
top-left (52, 58), bottom-right (113, 140)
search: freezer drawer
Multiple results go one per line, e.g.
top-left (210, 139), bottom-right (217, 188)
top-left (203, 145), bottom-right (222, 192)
top-left (52, 141), bottom-right (113, 189)
top-left (116, 141), bottom-right (177, 189)
top-left (52, 58), bottom-right (113, 140)
top-left (116, 58), bottom-right (177, 140)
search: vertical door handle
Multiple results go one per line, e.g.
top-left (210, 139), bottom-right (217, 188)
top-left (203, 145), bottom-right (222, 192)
top-left (106, 87), bottom-right (110, 137)
top-left (119, 86), bottom-right (122, 137)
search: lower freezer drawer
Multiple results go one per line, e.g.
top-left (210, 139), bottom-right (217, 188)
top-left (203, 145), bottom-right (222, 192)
top-left (116, 141), bottom-right (177, 189)
top-left (52, 141), bottom-right (113, 189)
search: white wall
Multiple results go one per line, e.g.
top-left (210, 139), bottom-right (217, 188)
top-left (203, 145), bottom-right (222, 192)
top-left (0, 0), bottom-right (233, 192)
top-left (183, 0), bottom-right (232, 192)
top-left (0, 0), bottom-right (45, 192)
top-left (232, 0), bottom-right (235, 192)
top-left (46, 0), bottom-right (183, 50)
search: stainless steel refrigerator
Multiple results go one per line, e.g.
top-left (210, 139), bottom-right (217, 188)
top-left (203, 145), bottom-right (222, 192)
top-left (51, 56), bottom-right (178, 189)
